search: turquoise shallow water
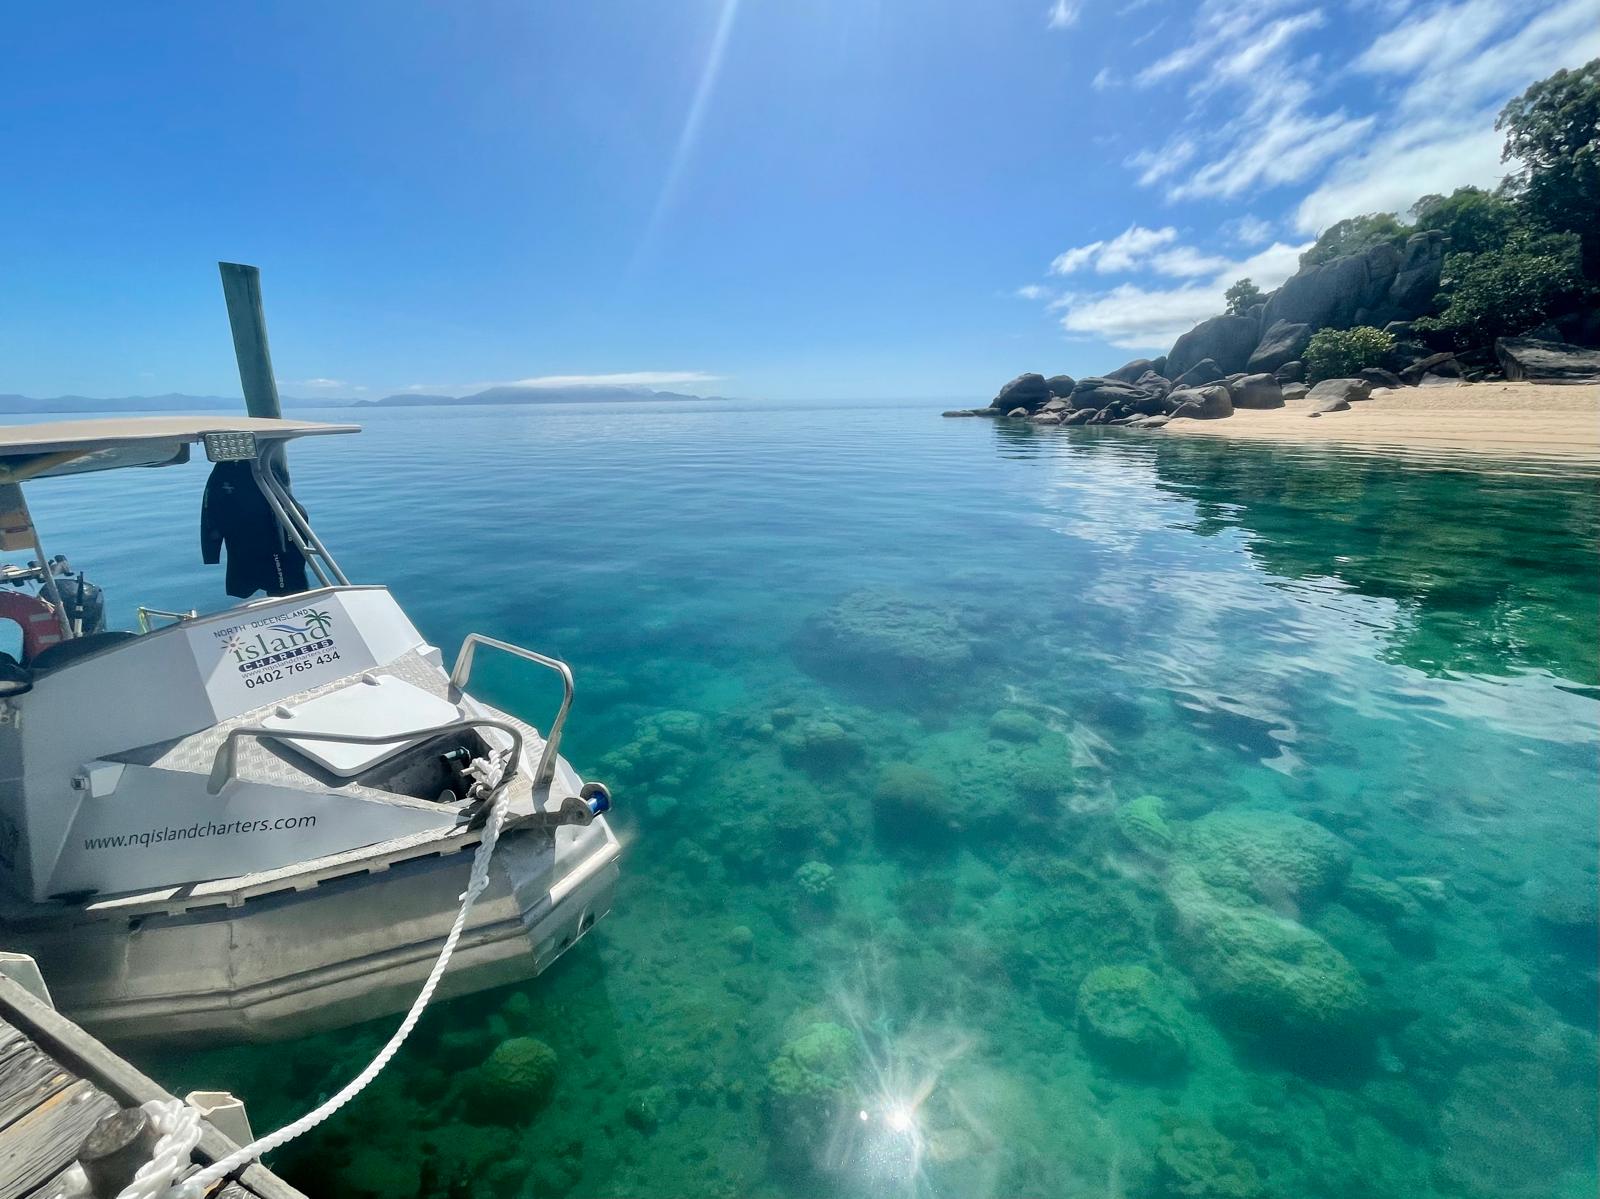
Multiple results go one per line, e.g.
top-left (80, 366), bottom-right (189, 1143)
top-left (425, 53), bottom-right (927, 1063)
top-left (22, 399), bottom-right (1600, 1199)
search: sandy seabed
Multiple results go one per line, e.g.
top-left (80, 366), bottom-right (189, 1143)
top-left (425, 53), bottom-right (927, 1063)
top-left (1168, 381), bottom-right (1600, 463)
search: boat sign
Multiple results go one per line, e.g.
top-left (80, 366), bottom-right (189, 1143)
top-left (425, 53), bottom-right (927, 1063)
top-left (187, 594), bottom-right (379, 715)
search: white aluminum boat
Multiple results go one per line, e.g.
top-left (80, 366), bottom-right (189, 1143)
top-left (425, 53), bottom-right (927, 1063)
top-left (0, 416), bottom-right (620, 1045)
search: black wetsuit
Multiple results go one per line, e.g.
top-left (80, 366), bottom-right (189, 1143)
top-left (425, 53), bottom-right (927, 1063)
top-left (200, 462), bottom-right (310, 598)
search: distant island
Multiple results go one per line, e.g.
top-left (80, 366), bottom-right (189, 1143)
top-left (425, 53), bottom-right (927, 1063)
top-left (0, 385), bottom-right (719, 416)
top-left (354, 385), bottom-right (721, 408)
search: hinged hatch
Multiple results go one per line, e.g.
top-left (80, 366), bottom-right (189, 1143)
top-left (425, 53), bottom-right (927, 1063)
top-left (262, 674), bottom-right (460, 776)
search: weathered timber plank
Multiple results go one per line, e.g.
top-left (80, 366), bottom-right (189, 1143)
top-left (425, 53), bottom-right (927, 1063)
top-left (0, 978), bottom-right (303, 1199)
top-left (0, 1078), bottom-right (119, 1197)
top-left (0, 1046), bottom-right (74, 1133)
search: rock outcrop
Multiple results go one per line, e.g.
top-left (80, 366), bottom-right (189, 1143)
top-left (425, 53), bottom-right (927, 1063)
top-left (1173, 358), bottom-right (1225, 388)
top-left (1247, 320), bottom-right (1313, 374)
top-left (1166, 314), bottom-right (1259, 380)
top-left (1306, 378), bottom-right (1372, 406)
top-left (1168, 385), bottom-right (1233, 420)
top-left (1494, 337), bottom-right (1600, 383)
top-left (1228, 373), bottom-right (1284, 410)
top-left (990, 372), bottom-right (1052, 413)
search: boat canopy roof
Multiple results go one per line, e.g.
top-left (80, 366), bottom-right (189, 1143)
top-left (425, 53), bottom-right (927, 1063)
top-left (0, 416), bottom-right (360, 482)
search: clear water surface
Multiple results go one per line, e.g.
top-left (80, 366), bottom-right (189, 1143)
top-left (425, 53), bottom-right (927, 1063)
top-left (21, 398), bottom-right (1599, 1199)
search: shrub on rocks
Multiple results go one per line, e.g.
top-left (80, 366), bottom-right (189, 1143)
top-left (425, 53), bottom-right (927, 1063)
top-left (1304, 326), bottom-right (1396, 383)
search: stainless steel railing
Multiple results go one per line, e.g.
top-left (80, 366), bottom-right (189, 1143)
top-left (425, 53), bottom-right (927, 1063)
top-left (450, 634), bottom-right (574, 793)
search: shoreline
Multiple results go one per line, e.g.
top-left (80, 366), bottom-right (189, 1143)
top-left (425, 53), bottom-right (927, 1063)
top-left (1162, 381), bottom-right (1600, 464)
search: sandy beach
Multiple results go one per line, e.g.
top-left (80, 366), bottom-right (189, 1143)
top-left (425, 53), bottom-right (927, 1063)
top-left (1167, 381), bottom-right (1600, 463)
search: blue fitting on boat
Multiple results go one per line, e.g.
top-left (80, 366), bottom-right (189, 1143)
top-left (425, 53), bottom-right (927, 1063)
top-left (581, 781), bottom-right (611, 816)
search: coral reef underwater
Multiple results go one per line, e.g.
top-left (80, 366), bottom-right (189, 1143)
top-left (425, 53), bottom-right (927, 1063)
top-left (139, 418), bottom-right (1598, 1199)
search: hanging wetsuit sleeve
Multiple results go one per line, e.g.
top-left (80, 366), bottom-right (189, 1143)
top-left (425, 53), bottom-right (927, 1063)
top-left (201, 466), bottom-right (225, 565)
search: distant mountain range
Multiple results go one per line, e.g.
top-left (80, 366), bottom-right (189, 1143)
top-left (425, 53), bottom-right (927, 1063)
top-left (0, 393), bottom-right (342, 415)
top-left (0, 386), bottom-right (718, 415)
top-left (355, 385), bottom-right (718, 407)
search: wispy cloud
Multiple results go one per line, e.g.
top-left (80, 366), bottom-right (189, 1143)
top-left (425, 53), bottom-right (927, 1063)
top-left (1015, 284), bottom-right (1051, 300)
top-left (1091, 67), bottom-right (1119, 90)
top-left (1047, 0), bottom-right (1083, 29)
top-left (504, 371), bottom-right (721, 390)
top-left (1118, 0), bottom-right (1598, 224)
top-left (1296, 0), bottom-right (1600, 230)
top-left (1050, 239), bottom-right (1311, 348)
top-left (1222, 215), bottom-right (1275, 246)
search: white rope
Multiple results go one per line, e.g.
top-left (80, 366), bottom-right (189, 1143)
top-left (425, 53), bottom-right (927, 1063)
top-left (116, 1101), bottom-right (205, 1199)
top-left (164, 767), bottom-right (516, 1198)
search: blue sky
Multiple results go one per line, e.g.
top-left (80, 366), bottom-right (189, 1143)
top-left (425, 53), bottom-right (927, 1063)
top-left (2, 1), bottom-right (1594, 401)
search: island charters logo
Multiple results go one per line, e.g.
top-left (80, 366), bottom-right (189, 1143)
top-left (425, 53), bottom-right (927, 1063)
top-left (214, 605), bottom-right (338, 675)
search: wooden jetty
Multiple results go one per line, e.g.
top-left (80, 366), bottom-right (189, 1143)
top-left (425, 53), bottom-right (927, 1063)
top-left (0, 964), bottom-right (305, 1199)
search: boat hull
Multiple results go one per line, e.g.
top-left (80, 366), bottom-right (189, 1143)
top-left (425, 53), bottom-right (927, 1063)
top-left (6, 825), bottom-right (619, 1046)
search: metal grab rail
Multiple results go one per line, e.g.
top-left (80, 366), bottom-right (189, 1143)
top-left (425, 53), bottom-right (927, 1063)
top-left (136, 605), bottom-right (198, 633)
top-left (250, 444), bottom-right (350, 588)
top-left (450, 634), bottom-right (574, 794)
top-left (205, 717), bottom-right (524, 797)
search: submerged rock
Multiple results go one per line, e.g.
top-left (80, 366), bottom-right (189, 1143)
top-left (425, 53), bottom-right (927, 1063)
top-left (1076, 965), bottom-right (1189, 1078)
top-left (1183, 808), bottom-right (1351, 909)
top-left (873, 763), bottom-right (958, 847)
top-left (766, 1022), bottom-right (860, 1171)
top-left (1154, 1122), bottom-right (1264, 1199)
top-left (777, 718), bottom-right (865, 774)
top-left (466, 1037), bottom-right (558, 1122)
top-left (1166, 867), bottom-right (1373, 1053)
top-left (988, 707), bottom-right (1045, 742)
top-left (795, 860), bottom-right (836, 900)
top-left (795, 590), bottom-right (972, 693)
top-left (1114, 794), bottom-right (1175, 856)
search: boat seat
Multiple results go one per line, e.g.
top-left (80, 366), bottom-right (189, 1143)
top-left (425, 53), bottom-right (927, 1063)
top-left (29, 630), bottom-right (141, 673)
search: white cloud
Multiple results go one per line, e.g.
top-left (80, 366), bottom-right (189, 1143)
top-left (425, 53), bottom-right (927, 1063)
top-left (1147, 245), bottom-right (1233, 277)
top-left (1092, 67), bottom-right (1119, 90)
top-left (1058, 283), bottom-right (1224, 349)
top-left (1047, 0), bottom-right (1082, 28)
top-left (284, 377), bottom-right (366, 392)
top-left (1297, 0), bottom-right (1600, 231)
top-left (504, 371), bottom-right (720, 390)
top-left (1222, 215), bottom-right (1275, 246)
top-left (1128, 139), bottom-right (1196, 186)
top-left (1051, 225), bottom-right (1183, 275)
top-left (1052, 239), bottom-right (1312, 348)
top-left (1015, 284), bottom-right (1051, 300)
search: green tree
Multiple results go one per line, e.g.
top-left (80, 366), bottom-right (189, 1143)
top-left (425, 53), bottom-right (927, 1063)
top-left (1410, 187), bottom-right (1522, 256)
top-left (1299, 213), bottom-right (1409, 267)
top-left (1304, 327), bottom-right (1396, 383)
top-left (1496, 60), bottom-right (1600, 276)
top-left (1224, 278), bottom-right (1264, 315)
top-left (1414, 229), bottom-right (1589, 350)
